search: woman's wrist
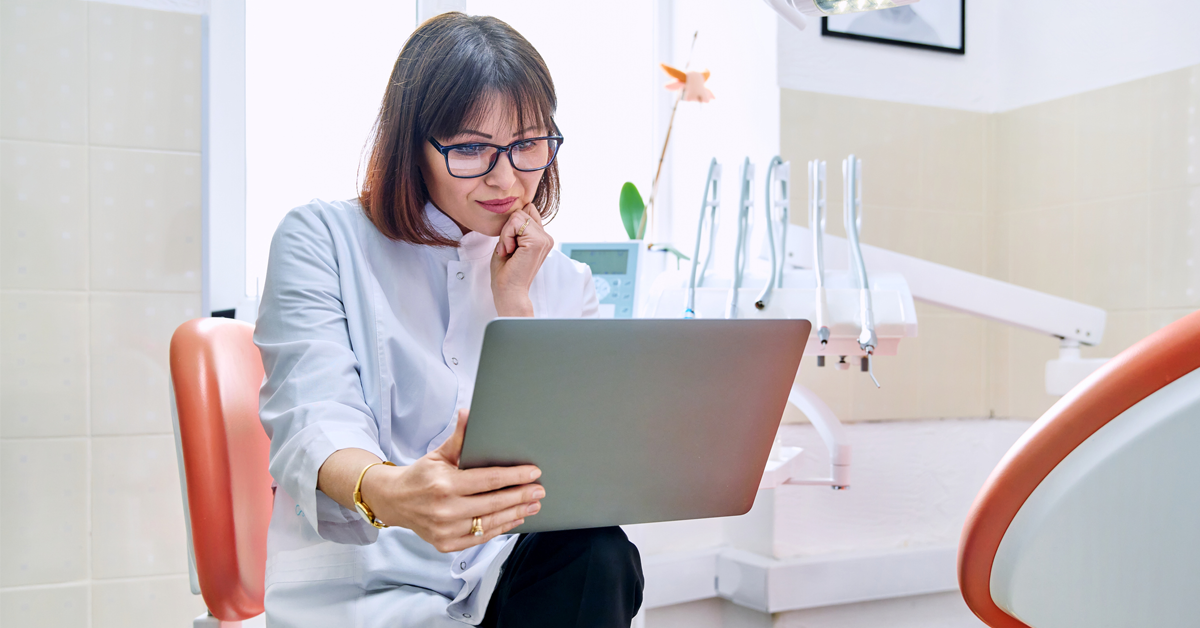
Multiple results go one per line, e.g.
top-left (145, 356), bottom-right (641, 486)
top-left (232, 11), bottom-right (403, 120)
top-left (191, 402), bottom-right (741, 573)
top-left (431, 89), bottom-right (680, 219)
top-left (359, 463), bottom-right (405, 526)
top-left (494, 292), bottom-right (534, 317)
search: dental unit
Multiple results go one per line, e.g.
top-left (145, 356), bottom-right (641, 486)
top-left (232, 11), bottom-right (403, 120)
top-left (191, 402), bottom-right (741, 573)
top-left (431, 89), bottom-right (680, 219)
top-left (643, 154), bottom-right (918, 489)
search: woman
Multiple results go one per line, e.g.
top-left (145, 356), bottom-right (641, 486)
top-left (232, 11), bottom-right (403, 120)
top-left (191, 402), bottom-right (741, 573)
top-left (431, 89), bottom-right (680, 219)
top-left (254, 13), bottom-right (644, 627)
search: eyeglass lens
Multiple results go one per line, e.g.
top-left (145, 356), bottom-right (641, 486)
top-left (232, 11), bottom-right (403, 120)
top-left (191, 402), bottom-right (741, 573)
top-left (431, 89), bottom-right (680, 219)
top-left (446, 138), bottom-right (559, 177)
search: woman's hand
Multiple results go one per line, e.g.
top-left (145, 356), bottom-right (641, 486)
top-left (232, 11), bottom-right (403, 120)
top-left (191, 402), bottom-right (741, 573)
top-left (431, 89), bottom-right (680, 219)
top-left (360, 409), bottom-right (544, 553)
top-left (490, 203), bottom-right (553, 317)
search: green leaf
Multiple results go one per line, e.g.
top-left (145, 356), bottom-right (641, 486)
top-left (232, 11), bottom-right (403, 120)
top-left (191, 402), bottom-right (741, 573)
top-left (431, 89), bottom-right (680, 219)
top-left (619, 182), bottom-right (645, 240)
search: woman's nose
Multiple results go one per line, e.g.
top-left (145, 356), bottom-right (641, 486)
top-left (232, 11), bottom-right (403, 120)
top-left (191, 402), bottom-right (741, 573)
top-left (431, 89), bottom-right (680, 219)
top-left (484, 152), bottom-right (518, 190)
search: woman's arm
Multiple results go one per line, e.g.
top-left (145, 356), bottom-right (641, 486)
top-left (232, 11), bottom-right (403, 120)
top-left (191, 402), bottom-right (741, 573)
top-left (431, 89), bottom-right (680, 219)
top-left (319, 410), bottom-right (545, 552)
top-left (259, 205), bottom-right (543, 550)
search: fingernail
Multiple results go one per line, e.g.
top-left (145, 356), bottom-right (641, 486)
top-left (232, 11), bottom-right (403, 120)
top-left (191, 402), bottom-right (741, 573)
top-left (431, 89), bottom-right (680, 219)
top-left (530, 468), bottom-right (541, 480)
top-left (533, 488), bottom-right (545, 499)
top-left (527, 502), bottom-right (541, 514)
top-left (513, 519), bottom-right (525, 527)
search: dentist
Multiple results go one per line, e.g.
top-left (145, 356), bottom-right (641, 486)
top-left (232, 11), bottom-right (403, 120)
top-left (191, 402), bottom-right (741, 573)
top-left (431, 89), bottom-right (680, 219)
top-left (254, 13), bottom-right (644, 627)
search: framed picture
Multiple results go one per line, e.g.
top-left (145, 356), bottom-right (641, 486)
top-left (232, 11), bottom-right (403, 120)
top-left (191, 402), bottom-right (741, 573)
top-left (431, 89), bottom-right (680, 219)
top-left (822, 0), bottom-right (965, 55)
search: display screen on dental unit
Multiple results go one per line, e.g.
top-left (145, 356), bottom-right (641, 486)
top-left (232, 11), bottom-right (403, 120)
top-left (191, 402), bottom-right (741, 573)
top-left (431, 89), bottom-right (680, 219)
top-left (569, 249), bottom-right (629, 275)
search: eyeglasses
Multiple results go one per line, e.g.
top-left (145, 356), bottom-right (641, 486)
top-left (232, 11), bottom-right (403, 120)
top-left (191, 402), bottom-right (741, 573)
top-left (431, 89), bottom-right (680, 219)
top-left (428, 132), bottom-right (564, 179)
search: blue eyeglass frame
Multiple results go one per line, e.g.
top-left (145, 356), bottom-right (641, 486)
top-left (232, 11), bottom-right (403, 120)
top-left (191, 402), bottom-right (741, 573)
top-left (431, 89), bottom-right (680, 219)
top-left (428, 129), bottom-right (565, 179)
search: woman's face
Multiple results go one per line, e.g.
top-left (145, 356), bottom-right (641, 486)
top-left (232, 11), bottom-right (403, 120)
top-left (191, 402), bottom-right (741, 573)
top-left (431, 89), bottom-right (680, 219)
top-left (421, 96), bottom-right (549, 237)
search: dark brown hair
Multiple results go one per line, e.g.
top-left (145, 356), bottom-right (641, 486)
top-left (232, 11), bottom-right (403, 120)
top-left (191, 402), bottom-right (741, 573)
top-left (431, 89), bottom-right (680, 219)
top-left (358, 13), bottom-right (560, 246)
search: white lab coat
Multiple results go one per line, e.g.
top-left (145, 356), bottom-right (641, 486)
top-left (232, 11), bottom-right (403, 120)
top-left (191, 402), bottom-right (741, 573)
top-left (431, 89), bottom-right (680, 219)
top-left (254, 198), bottom-right (598, 627)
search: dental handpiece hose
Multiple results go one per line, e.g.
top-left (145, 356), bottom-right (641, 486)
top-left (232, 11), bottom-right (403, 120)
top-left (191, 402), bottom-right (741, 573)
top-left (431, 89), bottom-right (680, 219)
top-left (843, 155), bottom-right (879, 387)
top-left (685, 159), bottom-right (721, 319)
top-left (810, 159), bottom-right (830, 345)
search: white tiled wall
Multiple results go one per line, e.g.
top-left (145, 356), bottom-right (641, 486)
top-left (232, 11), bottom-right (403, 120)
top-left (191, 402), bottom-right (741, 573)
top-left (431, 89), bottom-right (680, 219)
top-left (0, 0), bottom-right (207, 625)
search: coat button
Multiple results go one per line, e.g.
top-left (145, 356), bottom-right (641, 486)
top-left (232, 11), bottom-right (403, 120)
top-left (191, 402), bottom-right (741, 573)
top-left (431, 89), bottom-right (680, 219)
top-left (451, 357), bottom-right (459, 365)
top-left (456, 272), bottom-right (465, 280)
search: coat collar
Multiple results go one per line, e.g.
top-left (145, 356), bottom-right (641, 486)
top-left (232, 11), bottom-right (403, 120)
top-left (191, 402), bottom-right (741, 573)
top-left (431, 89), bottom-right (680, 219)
top-left (424, 202), bottom-right (498, 261)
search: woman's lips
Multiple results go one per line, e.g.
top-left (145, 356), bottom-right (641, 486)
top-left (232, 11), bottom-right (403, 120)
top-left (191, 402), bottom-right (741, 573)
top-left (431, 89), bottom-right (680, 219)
top-left (476, 197), bottom-right (518, 214)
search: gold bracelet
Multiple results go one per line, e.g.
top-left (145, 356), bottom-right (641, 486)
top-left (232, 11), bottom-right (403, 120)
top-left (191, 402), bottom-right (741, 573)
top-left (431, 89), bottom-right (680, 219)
top-left (353, 460), bottom-right (396, 529)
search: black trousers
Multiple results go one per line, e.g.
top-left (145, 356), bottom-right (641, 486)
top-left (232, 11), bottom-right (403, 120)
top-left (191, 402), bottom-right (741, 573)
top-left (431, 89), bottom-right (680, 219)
top-left (479, 527), bottom-right (644, 628)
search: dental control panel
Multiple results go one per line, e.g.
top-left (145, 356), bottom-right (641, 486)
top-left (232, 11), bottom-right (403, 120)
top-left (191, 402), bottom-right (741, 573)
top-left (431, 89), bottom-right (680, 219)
top-left (560, 242), bottom-right (640, 318)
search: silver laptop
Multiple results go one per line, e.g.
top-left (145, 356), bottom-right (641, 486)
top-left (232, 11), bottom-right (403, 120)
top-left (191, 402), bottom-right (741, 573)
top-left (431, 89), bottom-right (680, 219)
top-left (459, 318), bottom-right (810, 533)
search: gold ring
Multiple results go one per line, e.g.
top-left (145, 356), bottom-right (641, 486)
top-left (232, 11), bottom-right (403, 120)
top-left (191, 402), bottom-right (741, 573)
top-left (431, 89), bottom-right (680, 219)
top-left (471, 517), bottom-right (483, 537)
top-left (517, 217), bottom-right (531, 237)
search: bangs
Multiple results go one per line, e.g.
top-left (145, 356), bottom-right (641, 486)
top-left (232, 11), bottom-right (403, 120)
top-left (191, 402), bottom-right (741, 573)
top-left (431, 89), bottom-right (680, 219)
top-left (422, 37), bottom-right (558, 142)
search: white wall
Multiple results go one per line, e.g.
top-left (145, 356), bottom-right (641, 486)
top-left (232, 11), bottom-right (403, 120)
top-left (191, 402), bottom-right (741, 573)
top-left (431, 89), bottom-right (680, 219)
top-left (777, 0), bottom-right (1200, 113)
top-left (994, 0), bottom-right (1200, 111)
top-left (776, 0), bottom-right (999, 112)
top-left (244, 0), bottom-right (417, 295)
top-left (664, 0), bottom-right (780, 265)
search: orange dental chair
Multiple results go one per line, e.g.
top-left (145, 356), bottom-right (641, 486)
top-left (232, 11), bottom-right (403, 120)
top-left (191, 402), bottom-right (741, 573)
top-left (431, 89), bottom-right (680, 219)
top-left (169, 318), bottom-right (272, 626)
top-left (959, 310), bottom-right (1200, 627)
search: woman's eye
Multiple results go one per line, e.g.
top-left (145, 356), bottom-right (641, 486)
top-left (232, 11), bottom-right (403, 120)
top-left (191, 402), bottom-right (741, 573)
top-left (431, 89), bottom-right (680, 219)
top-left (451, 145), bottom-right (487, 157)
top-left (512, 140), bottom-right (537, 152)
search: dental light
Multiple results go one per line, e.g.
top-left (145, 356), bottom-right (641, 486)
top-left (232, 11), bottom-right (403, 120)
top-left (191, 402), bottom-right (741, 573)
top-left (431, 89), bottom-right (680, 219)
top-left (761, 0), bottom-right (920, 31)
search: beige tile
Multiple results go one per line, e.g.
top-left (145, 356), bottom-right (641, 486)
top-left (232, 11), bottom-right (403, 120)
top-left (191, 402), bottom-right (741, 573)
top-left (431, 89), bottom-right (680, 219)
top-left (984, 207), bottom-right (1009, 281)
top-left (920, 107), bottom-right (986, 214)
top-left (90, 292), bottom-right (200, 435)
top-left (781, 90), bottom-right (923, 237)
top-left (1074, 195), bottom-right (1150, 310)
top-left (993, 96), bottom-right (1077, 212)
top-left (0, 292), bottom-right (88, 437)
top-left (1080, 309), bottom-right (1148, 361)
top-left (1006, 206), bottom-right (1075, 299)
top-left (89, 4), bottom-right (201, 151)
top-left (1006, 327), bottom-right (1062, 420)
top-left (92, 435), bottom-right (189, 578)
top-left (984, 322), bottom-right (1011, 418)
top-left (854, 207), bottom-right (982, 273)
top-left (919, 210), bottom-right (985, 274)
top-left (1075, 77), bottom-right (1152, 202)
top-left (1148, 65), bottom-right (1200, 191)
top-left (0, 438), bottom-right (88, 586)
top-left (90, 148), bottom-right (201, 292)
top-left (1146, 307), bottom-right (1200, 332)
top-left (0, 140), bottom-right (88, 290)
top-left (93, 575), bottom-right (208, 628)
top-left (918, 314), bottom-right (986, 418)
top-left (0, 0), bottom-right (87, 143)
top-left (859, 205), bottom-right (923, 260)
top-left (0, 583), bottom-right (89, 628)
top-left (1147, 186), bottom-right (1200, 309)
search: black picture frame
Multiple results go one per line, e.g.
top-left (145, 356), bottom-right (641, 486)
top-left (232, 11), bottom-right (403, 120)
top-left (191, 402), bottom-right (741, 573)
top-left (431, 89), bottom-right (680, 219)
top-left (821, 0), bottom-right (966, 55)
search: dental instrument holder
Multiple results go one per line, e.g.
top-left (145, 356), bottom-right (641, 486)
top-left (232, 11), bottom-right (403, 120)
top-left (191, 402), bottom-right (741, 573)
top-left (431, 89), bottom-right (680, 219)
top-left (755, 157), bottom-right (789, 310)
top-left (727, 159), bottom-right (755, 319)
top-left (809, 159), bottom-right (830, 349)
top-left (843, 155), bottom-right (880, 388)
top-left (685, 159), bottom-right (722, 319)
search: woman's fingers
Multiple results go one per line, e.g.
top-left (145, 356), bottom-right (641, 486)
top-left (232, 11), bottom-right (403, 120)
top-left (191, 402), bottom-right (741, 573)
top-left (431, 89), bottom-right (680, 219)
top-left (456, 464), bottom-right (541, 495)
top-left (455, 480), bottom-right (544, 518)
top-left (496, 210), bottom-right (528, 256)
top-left (523, 202), bottom-right (544, 227)
top-left (429, 409), bottom-right (469, 465)
top-left (477, 500), bottom-right (540, 535)
top-left (437, 516), bottom-right (526, 554)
